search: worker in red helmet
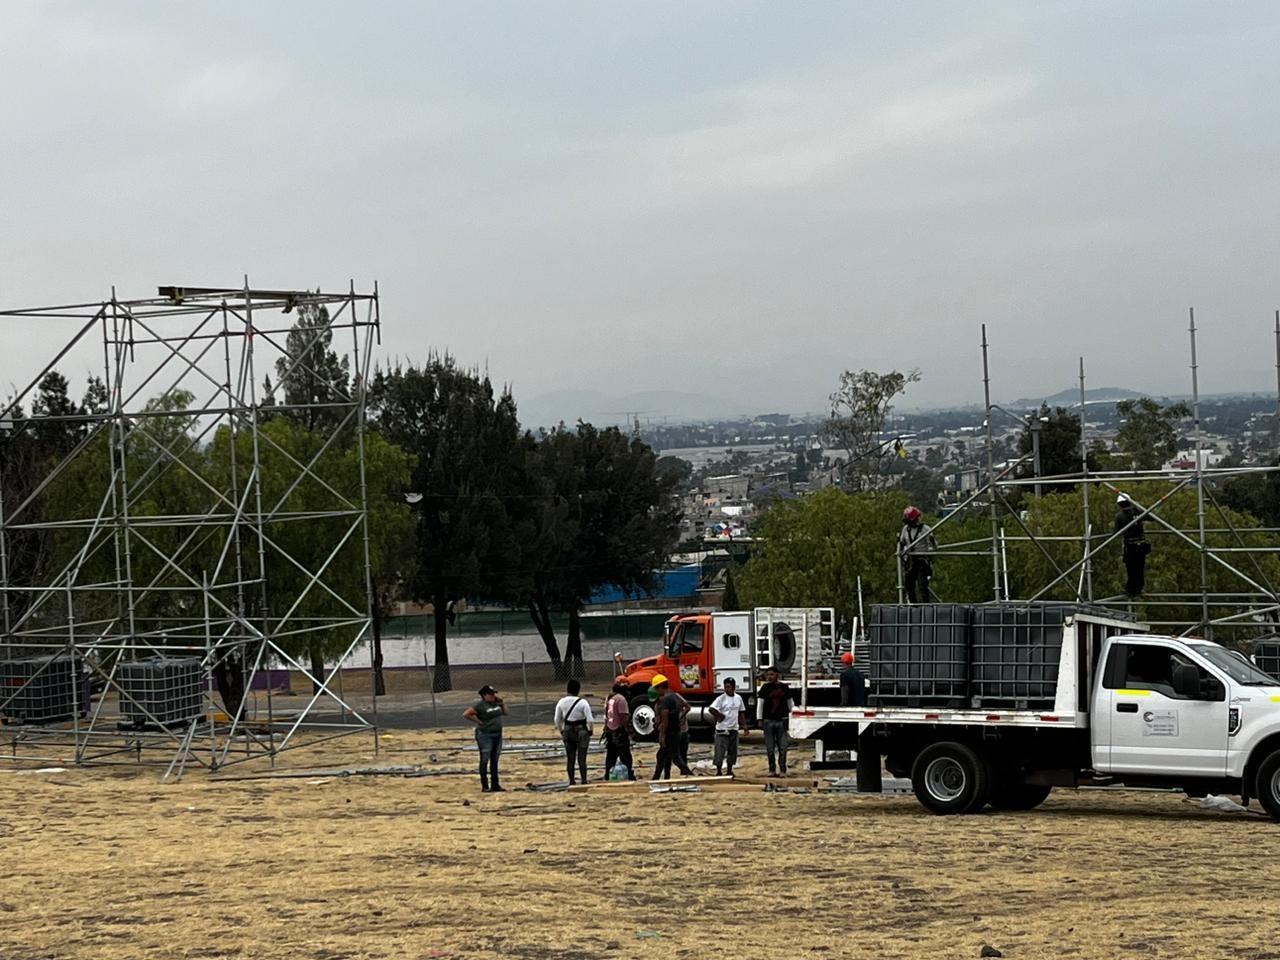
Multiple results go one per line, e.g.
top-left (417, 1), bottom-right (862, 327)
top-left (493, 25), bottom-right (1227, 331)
top-left (899, 505), bottom-right (937, 603)
top-left (839, 651), bottom-right (866, 707)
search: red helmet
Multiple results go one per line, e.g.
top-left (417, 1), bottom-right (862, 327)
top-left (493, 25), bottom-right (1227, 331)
top-left (841, 652), bottom-right (854, 665)
top-left (903, 505), bottom-right (922, 523)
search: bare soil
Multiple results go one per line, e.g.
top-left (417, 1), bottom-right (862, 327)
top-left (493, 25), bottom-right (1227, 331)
top-left (3, 728), bottom-right (1280, 960)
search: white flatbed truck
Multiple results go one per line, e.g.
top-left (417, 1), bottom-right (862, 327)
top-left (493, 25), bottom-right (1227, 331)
top-left (788, 609), bottom-right (1280, 818)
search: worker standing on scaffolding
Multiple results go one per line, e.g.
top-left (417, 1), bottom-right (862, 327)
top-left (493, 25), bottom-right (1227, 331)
top-left (899, 505), bottom-right (937, 603)
top-left (1115, 493), bottom-right (1150, 597)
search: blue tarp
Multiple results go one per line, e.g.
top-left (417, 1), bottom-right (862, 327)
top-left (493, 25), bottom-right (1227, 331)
top-left (589, 563), bottom-right (701, 604)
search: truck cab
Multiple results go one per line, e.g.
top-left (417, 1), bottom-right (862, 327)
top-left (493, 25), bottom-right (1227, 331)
top-left (1091, 634), bottom-right (1280, 787)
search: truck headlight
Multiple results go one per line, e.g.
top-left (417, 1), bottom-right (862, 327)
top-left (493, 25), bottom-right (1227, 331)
top-left (1228, 707), bottom-right (1242, 736)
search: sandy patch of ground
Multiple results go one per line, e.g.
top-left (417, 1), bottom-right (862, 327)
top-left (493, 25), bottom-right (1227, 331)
top-left (3, 727), bottom-right (1280, 960)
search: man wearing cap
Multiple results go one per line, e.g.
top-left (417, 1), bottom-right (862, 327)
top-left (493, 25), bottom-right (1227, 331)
top-left (708, 677), bottom-right (747, 776)
top-left (1115, 493), bottom-right (1150, 597)
top-left (839, 651), bottom-right (867, 707)
top-left (649, 674), bottom-right (684, 781)
top-left (554, 679), bottom-right (595, 785)
top-left (463, 685), bottom-right (507, 792)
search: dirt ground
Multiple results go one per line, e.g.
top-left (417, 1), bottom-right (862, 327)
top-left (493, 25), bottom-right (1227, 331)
top-left (4, 726), bottom-right (1280, 960)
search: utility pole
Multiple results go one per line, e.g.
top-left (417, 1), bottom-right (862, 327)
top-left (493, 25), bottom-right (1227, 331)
top-left (981, 325), bottom-right (1001, 602)
top-left (1029, 415), bottom-right (1043, 499)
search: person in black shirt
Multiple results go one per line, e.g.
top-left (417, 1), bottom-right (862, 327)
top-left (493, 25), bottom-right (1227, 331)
top-left (650, 675), bottom-right (684, 781)
top-left (839, 652), bottom-right (867, 707)
top-left (756, 668), bottom-right (793, 776)
top-left (1115, 493), bottom-right (1150, 597)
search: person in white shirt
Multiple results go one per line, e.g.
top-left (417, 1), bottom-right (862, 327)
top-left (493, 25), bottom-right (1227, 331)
top-left (554, 678), bottom-right (595, 785)
top-left (708, 677), bottom-right (748, 776)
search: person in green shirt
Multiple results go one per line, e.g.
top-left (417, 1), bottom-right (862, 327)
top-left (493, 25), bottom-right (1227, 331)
top-left (463, 684), bottom-right (507, 792)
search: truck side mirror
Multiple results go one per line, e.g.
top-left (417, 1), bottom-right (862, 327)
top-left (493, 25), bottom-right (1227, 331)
top-left (1171, 664), bottom-right (1200, 698)
top-left (1201, 676), bottom-right (1224, 701)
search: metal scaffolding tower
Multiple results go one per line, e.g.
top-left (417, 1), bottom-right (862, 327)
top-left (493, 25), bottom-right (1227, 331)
top-left (0, 282), bottom-right (380, 774)
top-left (907, 311), bottom-right (1280, 644)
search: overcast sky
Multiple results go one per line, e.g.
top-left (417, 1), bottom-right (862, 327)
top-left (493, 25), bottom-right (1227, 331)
top-left (3, 2), bottom-right (1279, 423)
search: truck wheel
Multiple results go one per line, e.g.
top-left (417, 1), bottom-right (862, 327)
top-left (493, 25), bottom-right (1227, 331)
top-left (1255, 749), bottom-right (1280, 820)
top-left (989, 783), bottom-right (1053, 811)
top-left (911, 742), bottom-right (990, 815)
top-left (629, 695), bottom-right (658, 742)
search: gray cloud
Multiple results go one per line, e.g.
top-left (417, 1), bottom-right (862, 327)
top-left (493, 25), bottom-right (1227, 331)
top-left (2, 2), bottom-right (1278, 421)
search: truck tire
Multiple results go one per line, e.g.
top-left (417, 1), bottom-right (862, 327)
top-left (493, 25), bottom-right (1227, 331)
top-left (629, 695), bottom-right (658, 742)
top-left (1255, 749), bottom-right (1280, 820)
top-left (911, 742), bottom-right (990, 815)
top-left (989, 783), bottom-right (1053, 811)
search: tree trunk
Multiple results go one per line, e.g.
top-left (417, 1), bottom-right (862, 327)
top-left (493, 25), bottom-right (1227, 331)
top-left (564, 606), bottom-right (585, 681)
top-left (309, 645), bottom-right (327, 695)
top-left (528, 592), bottom-right (564, 679)
top-left (432, 600), bottom-right (452, 692)
top-left (371, 593), bottom-right (386, 697)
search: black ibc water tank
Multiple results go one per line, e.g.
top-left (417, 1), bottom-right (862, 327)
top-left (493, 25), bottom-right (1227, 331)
top-left (1255, 640), bottom-right (1280, 681)
top-left (970, 603), bottom-right (1093, 707)
top-left (868, 604), bottom-right (971, 707)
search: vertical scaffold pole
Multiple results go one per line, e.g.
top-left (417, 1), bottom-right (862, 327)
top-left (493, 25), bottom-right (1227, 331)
top-left (1189, 309), bottom-right (1210, 637)
top-left (981, 325), bottom-right (1001, 601)
top-left (1079, 357), bottom-right (1093, 601)
top-left (1273, 310), bottom-right (1279, 462)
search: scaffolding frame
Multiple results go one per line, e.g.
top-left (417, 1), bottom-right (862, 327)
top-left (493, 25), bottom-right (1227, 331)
top-left (904, 311), bottom-right (1280, 643)
top-left (0, 282), bottom-right (381, 774)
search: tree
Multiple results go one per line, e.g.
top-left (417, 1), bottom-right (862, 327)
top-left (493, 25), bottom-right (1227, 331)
top-left (1113, 398), bottom-right (1191, 470)
top-left (820, 369), bottom-right (920, 490)
top-left (1017, 405), bottom-right (1092, 482)
top-left (721, 565), bottom-right (741, 611)
top-left (1221, 459), bottom-right (1280, 527)
top-left (270, 301), bottom-right (357, 689)
top-left (369, 356), bottom-right (532, 691)
top-left (209, 416), bottom-right (413, 702)
top-left (736, 487), bottom-right (911, 636)
top-left (655, 455), bottom-right (693, 489)
top-left (524, 423), bottom-right (680, 678)
top-left (273, 300), bottom-right (351, 432)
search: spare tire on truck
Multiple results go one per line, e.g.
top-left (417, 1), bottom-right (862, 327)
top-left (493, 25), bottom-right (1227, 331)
top-left (770, 622), bottom-right (796, 674)
top-left (629, 694), bottom-right (658, 742)
top-left (911, 741), bottom-right (990, 815)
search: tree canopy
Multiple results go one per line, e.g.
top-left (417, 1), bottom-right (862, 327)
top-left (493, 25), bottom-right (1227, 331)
top-left (523, 423), bottom-right (680, 676)
top-left (821, 368), bottom-right (920, 491)
top-left (369, 356), bottom-right (532, 691)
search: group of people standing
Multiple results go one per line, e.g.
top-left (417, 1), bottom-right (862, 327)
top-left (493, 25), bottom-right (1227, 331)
top-left (463, 665), bottom-right (813, 791)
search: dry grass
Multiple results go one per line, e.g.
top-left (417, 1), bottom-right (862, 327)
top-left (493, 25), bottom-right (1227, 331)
top-left (3, 727), bottom-right (1280, 960)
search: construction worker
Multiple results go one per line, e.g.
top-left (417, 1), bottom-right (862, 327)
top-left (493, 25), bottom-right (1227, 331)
top-left (554, 678), bottom-right (594, 786)
top-left (650, 675), bottom-right (684, 781)
top-left (839, 651), bottom-right (867, 707)
top-left (899, 505), bottom-right (937, 603)
top-left (462, 684), bottom-right (507, 792)
top-left (602, 677), bottom-right (635, 780)
top-left (708, 677), bottom-right (747, 776)
top-left (673, 690), bottom-right (694, 776)
top-left (1115, 493), bottom-right (1150, 597)
top-left (756, 667), bottom-right (793, 776)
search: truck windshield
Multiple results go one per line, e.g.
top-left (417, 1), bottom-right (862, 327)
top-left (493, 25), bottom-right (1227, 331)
top-left (1192, 644), bottom-right (1278, 685)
